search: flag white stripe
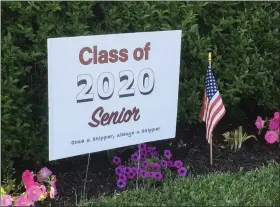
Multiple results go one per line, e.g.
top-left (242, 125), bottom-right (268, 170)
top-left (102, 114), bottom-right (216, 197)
top-left (206, 95), bottom-right (222, 126)
top-left (207, 106), bottom-right (226, 142)
top-left (206, 95), bottom-right (223, 138)
top-left (208, 91), bottom-right (219, 106)
top-left (204, 91), bottom-right (219, 124)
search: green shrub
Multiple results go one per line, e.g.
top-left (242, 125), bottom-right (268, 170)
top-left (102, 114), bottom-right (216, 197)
top-left (1, 1), bottom-right (94, 177)
top-left (1, 1), bottom-right (279, 178)
top-left (99, 1), bottom-right (280, 123)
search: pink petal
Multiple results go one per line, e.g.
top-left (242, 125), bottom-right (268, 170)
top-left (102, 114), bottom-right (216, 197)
top-left (255, 116), bottom-right (264, 129)
top-left (14, 195), bottom-right (34, 207)
top-left (1, 195), bottom-right (13, 206)
top-left (274, 112), bottom-right (280, 120)
top-left (22, 170), bottom-right (35, 188)
top-left (40, 185), bottom-right (47, 194)
top-left (265, 131), bottom-right (279, 144)
top-left (37, 167), bottom-right (52, 182)
top-left (26, 185), bottom-right (43, 201)
top-left (50, 187), bottom-right (56, 199)
top-left (269, 118), bottom-right (280, 131)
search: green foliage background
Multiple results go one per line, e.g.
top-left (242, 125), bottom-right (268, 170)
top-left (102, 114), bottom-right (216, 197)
top-left (1, 2), bottom-right (280, 177)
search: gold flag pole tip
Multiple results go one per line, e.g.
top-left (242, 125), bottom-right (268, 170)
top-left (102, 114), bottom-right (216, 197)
top-left (208, 52), bottom-right (212, 68)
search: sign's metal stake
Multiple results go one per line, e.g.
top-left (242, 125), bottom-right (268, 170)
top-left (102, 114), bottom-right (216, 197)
top-left (83, 153), bottom-right (91, 198)
top-left (136, 148), bottom-right (141, 190)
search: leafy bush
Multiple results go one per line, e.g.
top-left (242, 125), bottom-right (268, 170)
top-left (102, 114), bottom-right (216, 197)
top-left (1, 1), bottom-right (94, 177)
top-left (98, 1), bottom-right (280, 122)
top-left (1, 1), bottom-right (279, 178)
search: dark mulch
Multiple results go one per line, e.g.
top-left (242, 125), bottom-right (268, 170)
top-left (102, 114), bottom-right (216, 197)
top-left (38, 119), bottom-right (280, 206)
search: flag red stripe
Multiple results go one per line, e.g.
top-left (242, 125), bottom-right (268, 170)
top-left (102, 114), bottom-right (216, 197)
top-left (204, 94), bottom-right (220, 137)
top-left (207, 107), bottom-right (226, 142)
top-left (206, 99), bottom-right (224, 140)
top-left (206, 95), bottom-right (221, 124)
top-left (209, 107), bottom-right (226, 139)
top-left (205, 94), bottom-right (221, 130)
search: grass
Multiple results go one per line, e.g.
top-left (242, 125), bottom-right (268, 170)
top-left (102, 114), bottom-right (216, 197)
top-left (80, 163), bottom-right (280, 206)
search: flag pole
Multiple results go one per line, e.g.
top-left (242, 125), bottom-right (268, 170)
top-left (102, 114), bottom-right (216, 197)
top-left (208, 52), bottom-right (213, 166)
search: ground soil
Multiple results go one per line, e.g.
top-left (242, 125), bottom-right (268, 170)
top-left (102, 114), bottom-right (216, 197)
top-left (38, 119), bottom-right (280, 206)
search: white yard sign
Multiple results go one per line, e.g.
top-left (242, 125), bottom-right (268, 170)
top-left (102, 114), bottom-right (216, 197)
top-left (48, 30), bottom-right (182, 160)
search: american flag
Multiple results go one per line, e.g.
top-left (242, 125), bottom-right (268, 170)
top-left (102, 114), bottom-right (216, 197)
top-left (199, 65), bottom-right (226, 143)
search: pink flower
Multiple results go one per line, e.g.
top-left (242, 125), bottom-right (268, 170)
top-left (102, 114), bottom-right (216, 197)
top-left (269, 118), bottom-right (280, 131)
top-left (160, 160), bottom-right (168, 168)
top-left (112, 156), bottom-right (121, 165)
top-left (139, 170), bottom-right (148, 179)
top-left (26, 185), bottom-right (45, 201)
top-left (177, 167), bottom-right (188, 177)
top-left (255, 116), bottom-right (264, 129)
top-left (37, 167), bottom-right (52, 182)
top-left (50, 175), bottom-right (57, 199)
top-left (164, 150), bottom-right (172, 160)
top-left (174, 160), bottom-right (183, 169)
top-left (265, 131), bottom-right (279, 144)
top-left (118, 174), bottom-right (127, 181)
top-left (130, 153), bottom-right (139, 162)
top-left (167, 160), bottom-right (173, 168)
top-left (40, 185), bottom-right (47, 194)
top-left (151, 162), bottom-right (160, 170)
top-left (1, 195), bottom-right (13, 206)
top-left (138, 143), bottom-right (147, 151)
top-left (141, 161), bottom-right (149, 169)
top-left (26, 181), bottom-right (40, 192)
top-left (274, 112), bottom-right (280, 120)
top-left (50, 187), bottom-right (56, 199)
top-left (22, 170), bottom-right (35, 189)
top-left (153, 172), bottom-right (163, 181)
top-left (127, 170), bottom-right (136, 179)
top-left (132, 167), bottom-right (140, 174)
top-left (14, 194), bottom-right (34, 207)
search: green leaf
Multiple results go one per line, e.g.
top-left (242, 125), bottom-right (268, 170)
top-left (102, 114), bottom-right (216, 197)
top-left (141, 14), bottom-right (150, 20)
top-left (17, 24), bottom-right (24, 30)
top-left (22, 85), bottom-right (28, 90)
top-left (245, 56), bottom-right (250, 64)
top-left (22, 123), bottom-right (30, 128)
